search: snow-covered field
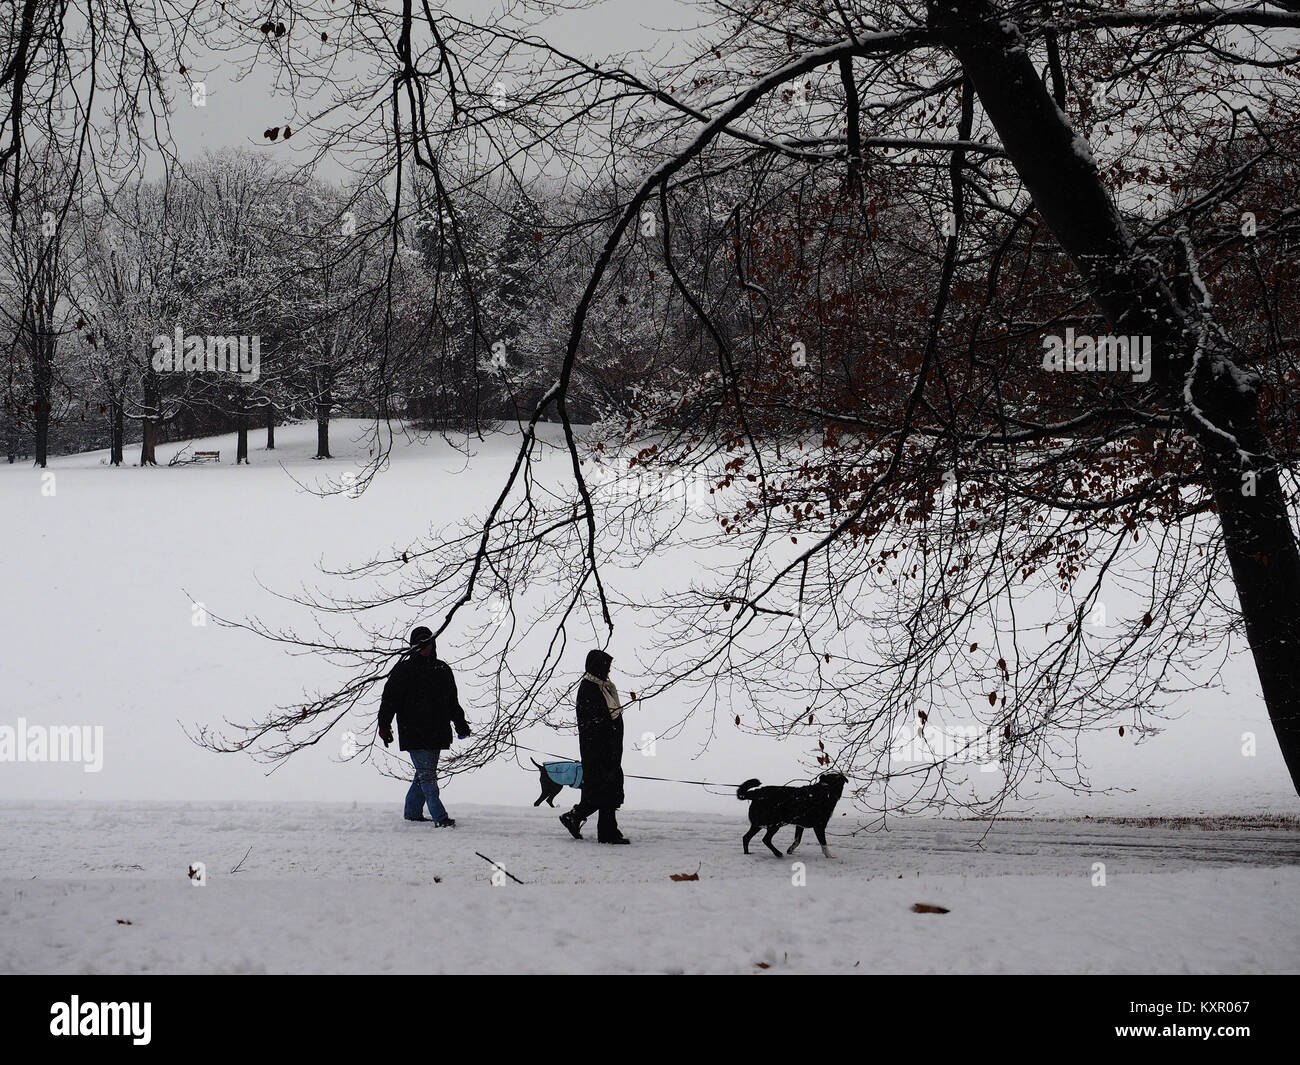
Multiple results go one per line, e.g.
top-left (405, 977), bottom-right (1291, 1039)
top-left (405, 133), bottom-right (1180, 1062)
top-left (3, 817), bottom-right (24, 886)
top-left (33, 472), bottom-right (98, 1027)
top-left (3, 419), bottom-right (1297, 816)
top-left (3, 420), bottom-right (1299, 973)
top-left (3, 802), bottom-right (1299, 974)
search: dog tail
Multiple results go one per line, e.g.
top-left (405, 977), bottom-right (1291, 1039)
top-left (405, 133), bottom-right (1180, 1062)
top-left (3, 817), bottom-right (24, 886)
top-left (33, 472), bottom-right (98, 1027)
top-left (737, 778), bottom-right (762, 799)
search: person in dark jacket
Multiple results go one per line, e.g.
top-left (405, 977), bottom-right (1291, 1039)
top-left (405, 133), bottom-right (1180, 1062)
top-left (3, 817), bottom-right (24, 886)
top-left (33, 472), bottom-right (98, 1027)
top-left (559, 649), bottom-right (629, 844)
top-left (378, 626), bottom-right (471, 827)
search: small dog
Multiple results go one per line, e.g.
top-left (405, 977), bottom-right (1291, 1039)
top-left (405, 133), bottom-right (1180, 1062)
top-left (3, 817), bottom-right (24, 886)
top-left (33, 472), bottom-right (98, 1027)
top-left (737, 772), bottom-right (847, 858)
top-left (532, 759), bottom-right (584, 807)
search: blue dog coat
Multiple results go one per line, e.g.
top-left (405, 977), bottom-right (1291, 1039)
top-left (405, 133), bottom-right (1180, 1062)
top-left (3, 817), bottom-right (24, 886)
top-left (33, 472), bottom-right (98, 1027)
top-left (544, 760), bottom-right (584, 788)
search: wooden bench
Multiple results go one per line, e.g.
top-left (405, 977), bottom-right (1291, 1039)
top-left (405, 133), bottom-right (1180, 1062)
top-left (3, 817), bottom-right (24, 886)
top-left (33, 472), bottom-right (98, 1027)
top-left (193, 451), bottom-right (220, 463)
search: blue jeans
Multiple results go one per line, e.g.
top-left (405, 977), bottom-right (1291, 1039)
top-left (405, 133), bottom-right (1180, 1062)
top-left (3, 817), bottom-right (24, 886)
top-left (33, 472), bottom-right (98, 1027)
top-left (405, 749), bottom-right (449, 821)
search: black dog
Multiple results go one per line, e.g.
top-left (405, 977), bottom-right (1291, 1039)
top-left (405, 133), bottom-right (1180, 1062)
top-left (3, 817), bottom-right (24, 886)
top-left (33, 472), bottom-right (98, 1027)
top-left (532, 759), bottom-right (583, 807)
top-left (737, 773), bottom-right (847, 858)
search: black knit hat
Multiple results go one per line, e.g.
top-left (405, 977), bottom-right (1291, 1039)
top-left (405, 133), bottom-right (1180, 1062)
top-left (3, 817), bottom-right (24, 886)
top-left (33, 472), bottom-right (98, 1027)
top-left (410, 626), bottom-right (434, 649)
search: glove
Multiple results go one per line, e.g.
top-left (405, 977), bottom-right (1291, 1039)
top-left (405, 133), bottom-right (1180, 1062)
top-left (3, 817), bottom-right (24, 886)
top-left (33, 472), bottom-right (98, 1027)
top-left (379, 726), bottom-right (393, 747)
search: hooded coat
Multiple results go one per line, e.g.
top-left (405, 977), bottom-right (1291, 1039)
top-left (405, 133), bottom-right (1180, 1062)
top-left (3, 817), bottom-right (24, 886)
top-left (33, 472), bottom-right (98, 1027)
top-left (575, 649), bottom-right (624, 808)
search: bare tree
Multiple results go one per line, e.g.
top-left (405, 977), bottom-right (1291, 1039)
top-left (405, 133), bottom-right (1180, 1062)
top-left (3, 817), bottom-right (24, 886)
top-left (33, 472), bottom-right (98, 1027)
top-left (42, 1), bottom-right (1295, 806)
top-left (0, 145), bottom-right (87, 467)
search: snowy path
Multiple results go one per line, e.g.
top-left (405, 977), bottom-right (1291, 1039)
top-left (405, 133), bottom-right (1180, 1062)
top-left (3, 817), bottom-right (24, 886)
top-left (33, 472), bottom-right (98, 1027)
top-left (2, 802), bottom-right (1298, 974)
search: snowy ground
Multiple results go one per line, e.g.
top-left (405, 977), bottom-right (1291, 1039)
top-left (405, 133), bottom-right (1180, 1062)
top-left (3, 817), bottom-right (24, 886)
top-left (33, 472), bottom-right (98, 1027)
top-left (2, 802), bottom-right (1298, 974)
top-left (3, 420), bottom-right (1299, 973)
top-left (3, 418), bottom-right (1297, 817)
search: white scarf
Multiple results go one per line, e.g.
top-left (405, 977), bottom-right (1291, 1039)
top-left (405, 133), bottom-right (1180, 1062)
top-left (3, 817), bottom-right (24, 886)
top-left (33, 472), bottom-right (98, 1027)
top-left (584, 672), bottom-right (623, 719)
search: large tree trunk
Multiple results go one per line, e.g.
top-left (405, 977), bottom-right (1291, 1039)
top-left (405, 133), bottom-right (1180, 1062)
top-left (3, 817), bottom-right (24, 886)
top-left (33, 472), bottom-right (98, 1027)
top-left (315, 384), bottom-right (332, 459)
top-left (33, 398), bottom-right (49, 468)
top-left (265, 403), bottom-right (276, 450)
top-left (1198, 384), bottom-right (1300, 795)
top-left (933, 0), bottom-right (1300, 792)
top-left (140, 371), bottom-right (159, 466)
top-left (140, 419), bottom-right (157, 465)
top-left (236, 408), bottom-right (249, 465)
top-left (109, 398), bottom-right (124, 466)
top-left (32, 335), bottom-right (52, 469)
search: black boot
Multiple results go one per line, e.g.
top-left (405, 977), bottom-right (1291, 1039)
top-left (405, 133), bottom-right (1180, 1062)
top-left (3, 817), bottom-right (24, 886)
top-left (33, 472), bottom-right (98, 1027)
top-left (559, 810), bottom-right (584, 839)
top-left (596, 809), bottom-right (628, 843)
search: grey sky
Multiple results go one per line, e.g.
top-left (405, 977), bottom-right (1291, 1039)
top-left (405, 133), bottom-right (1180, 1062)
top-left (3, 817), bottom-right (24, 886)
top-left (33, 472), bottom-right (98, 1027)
top-left (166, 0), bottom-right (701, 183)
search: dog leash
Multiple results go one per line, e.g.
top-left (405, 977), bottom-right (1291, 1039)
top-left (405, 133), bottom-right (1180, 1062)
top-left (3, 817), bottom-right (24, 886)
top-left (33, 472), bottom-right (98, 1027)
top-left (506, 738), bottom-right (744, 790)
top-left (624, 771), bottom-right (745, 788)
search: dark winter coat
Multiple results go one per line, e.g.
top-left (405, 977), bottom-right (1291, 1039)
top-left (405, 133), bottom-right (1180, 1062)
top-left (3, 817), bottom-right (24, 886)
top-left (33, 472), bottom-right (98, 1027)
top-left (378, 652), bottom-right (469, 751)
top-left (576, 649), bottom-right (624, 808)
